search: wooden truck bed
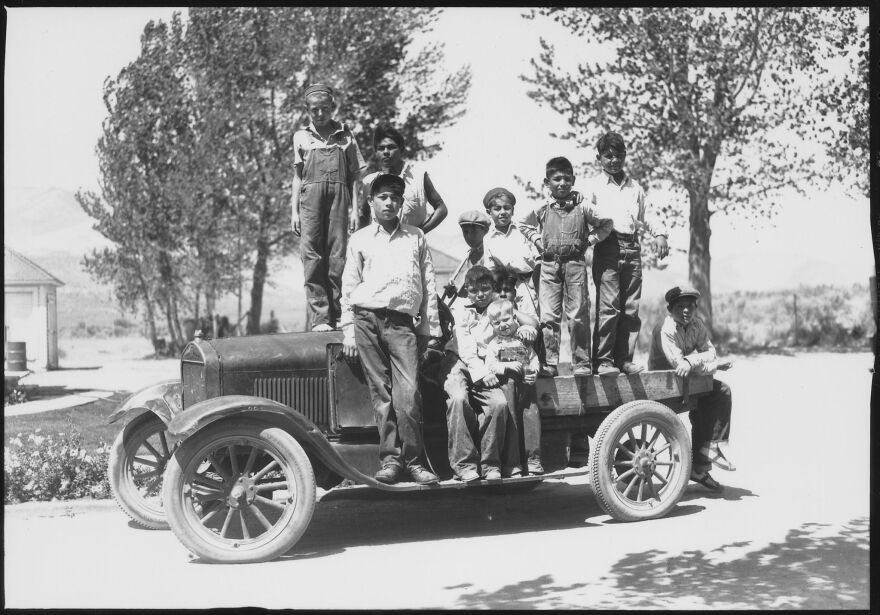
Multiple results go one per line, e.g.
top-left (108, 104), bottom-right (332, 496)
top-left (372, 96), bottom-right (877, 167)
top-left (535, 371), bottom-right (713, 417)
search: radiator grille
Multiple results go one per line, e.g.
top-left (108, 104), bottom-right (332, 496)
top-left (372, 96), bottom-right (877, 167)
top-left (253, 376), bottom-right (331, 426)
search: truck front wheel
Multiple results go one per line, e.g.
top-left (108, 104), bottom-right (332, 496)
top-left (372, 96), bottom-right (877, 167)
top-left (163, 418), bottom-right (316, 563)
top-left (589, 400), bottom-right (691, 522)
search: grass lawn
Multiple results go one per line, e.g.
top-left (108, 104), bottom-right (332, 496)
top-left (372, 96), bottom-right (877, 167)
top-left (5, 395), bottom-right (127, 451)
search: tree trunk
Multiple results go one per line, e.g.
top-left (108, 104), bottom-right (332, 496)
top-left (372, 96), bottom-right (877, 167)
top-left (688, 187), bottom-right (714, 334)
top-left (247, 237), bottom-right (270, 335)
top-left (133, 266), bottom-right (161, 356)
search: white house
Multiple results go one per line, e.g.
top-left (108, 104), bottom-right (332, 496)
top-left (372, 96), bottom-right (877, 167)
top-left (4, 245), bottom-right (63, 370)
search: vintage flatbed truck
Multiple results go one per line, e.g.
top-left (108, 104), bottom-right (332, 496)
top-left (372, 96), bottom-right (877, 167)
top-left (107, 330), bottom-right (712, 564)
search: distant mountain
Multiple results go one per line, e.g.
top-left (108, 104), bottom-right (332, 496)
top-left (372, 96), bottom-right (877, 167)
top-left (5, 185), bottom-right (871, 335)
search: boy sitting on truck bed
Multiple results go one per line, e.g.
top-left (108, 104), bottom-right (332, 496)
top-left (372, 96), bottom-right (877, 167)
top-left (648, 285), bottom-right (735, 491)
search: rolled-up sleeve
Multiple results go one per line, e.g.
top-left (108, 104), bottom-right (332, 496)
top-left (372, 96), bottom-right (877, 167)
top-left (453, 309), bottom-right (490, 383)
top-left (340, 236), bottom-right (364, 332)
top-left (517, 206), bottom-right (543, 248)
top-left (419, 237), bottom-right (441, 338)
top-left (641, 188), bottom-right (667, 238)
top-left (686, 325), bottom-right (717, 374)
top-left (659, 324), bottom-right (687, 369)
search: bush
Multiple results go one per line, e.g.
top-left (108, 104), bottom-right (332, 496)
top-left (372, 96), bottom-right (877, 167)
top-left (4, 427), bottom-right (111, 504)
top-left (5, 383), bottom-right (30, 406)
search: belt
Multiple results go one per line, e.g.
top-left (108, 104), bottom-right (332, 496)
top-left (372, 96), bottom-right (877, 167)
top-left (541, 252), bottom-right (585, 263)
top-left (354, 306), bottom-right (412, 320)
top-left (611, 231), bottom-right (638, 241)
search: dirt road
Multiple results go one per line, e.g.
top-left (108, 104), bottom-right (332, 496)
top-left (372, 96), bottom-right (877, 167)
top-left (4, 351), bottom-right (871, 609)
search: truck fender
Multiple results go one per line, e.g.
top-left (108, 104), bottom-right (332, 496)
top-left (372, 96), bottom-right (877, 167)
top-left (107, 380), bottom-right (182, 426)
top-left (166, 395), bottom-right (383, 488)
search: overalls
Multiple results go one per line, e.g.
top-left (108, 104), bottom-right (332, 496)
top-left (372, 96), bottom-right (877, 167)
top-left (538, 204), bottom-right (591, 369)
top-left (300, 146), bottom-right (351, 329)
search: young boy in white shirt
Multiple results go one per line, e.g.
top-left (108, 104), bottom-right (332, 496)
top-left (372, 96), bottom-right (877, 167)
top-left (340, 173), bottom-right (442, 485)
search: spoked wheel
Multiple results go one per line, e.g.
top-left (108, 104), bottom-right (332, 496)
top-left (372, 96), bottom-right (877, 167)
top-left (163, 419), bottom-right (315, 564)
top-left (589, 400), bottom-right (691, 521)
top-left (108, 413), bottom-right (174, 529)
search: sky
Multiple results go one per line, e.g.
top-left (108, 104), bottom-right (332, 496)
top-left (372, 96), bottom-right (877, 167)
top-left (4, 6), bottom-right (873, 296)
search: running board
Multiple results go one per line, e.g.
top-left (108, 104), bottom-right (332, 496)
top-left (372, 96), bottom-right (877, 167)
top-left (323, 466), bottom-right (591, 495)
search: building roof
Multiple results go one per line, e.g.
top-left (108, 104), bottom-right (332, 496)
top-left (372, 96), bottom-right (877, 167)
top-left (429, 245), bottom-right (461, 274)
top-left (4, 245), bottom-right (64, 286)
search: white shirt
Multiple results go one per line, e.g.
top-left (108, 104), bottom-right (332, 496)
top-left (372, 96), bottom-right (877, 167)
top-left (484, 224), bottom-right (538, 274)
top-left (584, 171), bottom-right (667, 238)
top-left (340, 222), bottom-right (440, 337)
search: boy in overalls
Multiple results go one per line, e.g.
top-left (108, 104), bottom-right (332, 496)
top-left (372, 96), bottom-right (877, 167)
top-left (291, 83), bottom-right (366, 332)
top-left (519, 157), bottom-right (613, 377)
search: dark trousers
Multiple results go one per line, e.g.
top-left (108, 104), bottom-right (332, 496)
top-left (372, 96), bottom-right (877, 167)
top-left (593, 233), bottom-right (642, 367)
top-left (354, 308), bottom-right (426, 470)
top-left (300, 149), bottom-right (350, 329)
top-left (539, 258), bottom-right (591, 368)
top-left (690, 379), bottom-right (732, 474)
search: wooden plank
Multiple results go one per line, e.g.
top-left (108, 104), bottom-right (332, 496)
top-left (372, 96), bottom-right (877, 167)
top-left (534, 371), bottom-right (712, 417)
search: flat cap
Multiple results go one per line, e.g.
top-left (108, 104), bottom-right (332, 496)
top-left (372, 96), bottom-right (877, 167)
top-left (303, 83), bottom-right (334, 99)
top-left (482, 187), bottom-right (516, 209)
top-left (369, 173), bottom-right (406, 196)
top-left (458, 209), bottom-right (491, 228)
top-left (665, 285), bottom-right (701, 305)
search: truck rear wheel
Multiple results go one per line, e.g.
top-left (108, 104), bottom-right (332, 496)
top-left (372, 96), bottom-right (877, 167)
top-left (163, 418), bottom-right (315, 563)
top-left (589, 400), bottom-right (691, 521)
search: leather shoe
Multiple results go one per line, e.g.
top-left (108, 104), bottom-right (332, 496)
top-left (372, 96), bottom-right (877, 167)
top-left (572, 364), bottom-right (592, 377)
top-left (597, 362), bottom-right (620, 375)
top-left (375, 464), bottom-right (402, 484)
top-left (454, 468), bottom-right (480, 482)
top-left (690, 470), bottom-right (723, 491)
top-left (527, 460), bottom-right (545, 475)
top-left (483, 468), bottom-right (502, 480)
top-left (409, 464), bottom-right (440, 485)
top-left (538, 364), bottom-right (558, 377)
top-left (619, 361), bottom-right (645, 375)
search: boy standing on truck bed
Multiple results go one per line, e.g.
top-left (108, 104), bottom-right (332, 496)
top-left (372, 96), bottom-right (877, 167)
top-left (648, 285), bottom-right (735, 491)
top-left (587, 131), bottom-right (669, 374)
top-left (518, 156), bottom-right (613, 377)
top-left (340, 173), bottom-right (442, 485)
top-left (291, 83), bottom-right (367, 333)
top-left (358, 124), bottom-right (448, 233)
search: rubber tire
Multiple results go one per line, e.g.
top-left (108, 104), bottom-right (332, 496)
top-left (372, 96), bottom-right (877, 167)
top-left (163, 418), bottom-right (316, 564)
top-left (589, 400), bottom-right (691, 522)
top-left (108, 413), bottom-right (172, 530)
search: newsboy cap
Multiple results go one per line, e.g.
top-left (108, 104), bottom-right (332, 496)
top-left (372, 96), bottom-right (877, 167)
top-left (458, 209), bottom-right (492, 228)
top-left (369, 173), bottom-right (406, 196)
top-left (303, 83), bottom-right (334, 99)
top-left (482, 187), bottom-right (516, 209)
top-left (665, 285), bottom-right (701, 306)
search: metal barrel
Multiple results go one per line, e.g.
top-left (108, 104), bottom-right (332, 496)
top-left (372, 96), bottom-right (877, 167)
top-left (6, 341), bottom-right (27, 371)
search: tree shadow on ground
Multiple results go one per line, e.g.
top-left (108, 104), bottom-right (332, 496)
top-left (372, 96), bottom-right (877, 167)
top-left (280, 481), bottom-right (602, 560)
top-left (449, 517), bottom-right (868, 609)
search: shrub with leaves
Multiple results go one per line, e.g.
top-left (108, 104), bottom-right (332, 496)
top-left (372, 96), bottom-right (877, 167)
top-left (5, 383), bottom-right (30, 406)
top-left (4, 428), bottom-right (111, 504)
